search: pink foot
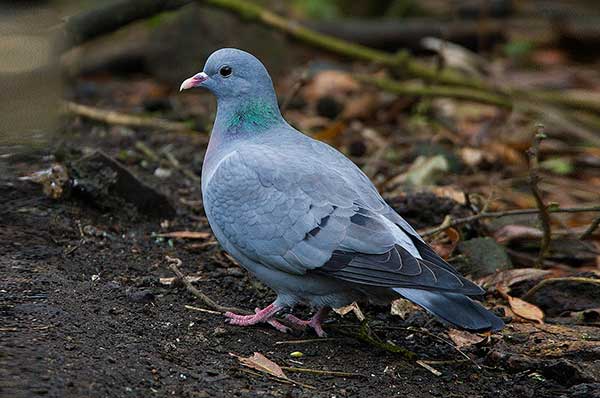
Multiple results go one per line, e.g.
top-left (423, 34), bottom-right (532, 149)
top-left (285, 307), bottom-right (329, 337)
top-left (224, 303), bottom-right (290, 333)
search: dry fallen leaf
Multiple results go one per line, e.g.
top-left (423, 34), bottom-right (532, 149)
top-left (333, 301), bottom-right (365, 321)
top-left (477, 268), bottom-right (552, 290)
top-left (303, 70), bottom-right (360, 103)
top-left (507, 295), bottom-right (545, 324)
top-left (493, 224), bottom-right (544, 244)
top-left (429, 186), bottom-right (467, 205)
top-left (447, 329), bottom-right (486, 349)
top-left (232, 352), bottom-right (287, 379)
top-left (497, 284), bottom-right (545, 324)
top-left (155, 231), bottom-right (211, 239)
top-left (429, 227), bottom-right (460, 259)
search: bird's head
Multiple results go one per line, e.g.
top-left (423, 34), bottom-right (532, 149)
top-left (179, 48), bottom-right (276, 101)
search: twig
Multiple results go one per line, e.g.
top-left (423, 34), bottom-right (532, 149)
top-left (527, 125), bottom-right (551, 267)
top-left (416, 360), bottom-right (442, 376)
top-left (420, 204), bottom-right (600, 237)
top-left (406, 326), bottom-right (481, 370)
top-left (184, 304), bottom-right (221, 314)
top-left (163, 151), bottom-right (201, 183)
top-left (63, 101), bottom-right (203, 135)
top-left (580, 215), bottom-right (600, 240)
top-left (280, 366), bottom-right (365, 378)
top-left (135, 141), bottom-right (201, 183)
top-left (355, 321), bottom-right (417, 361)
top-left (165, 256), bottom-right (251, 315)
top-left (274, 338), bottom-right (345, 345)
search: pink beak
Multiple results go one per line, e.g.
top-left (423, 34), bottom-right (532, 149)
top-left (179, 72), bottom-right (208, 91)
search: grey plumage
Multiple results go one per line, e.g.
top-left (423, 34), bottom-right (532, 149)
top-left (181, 48), bottom-right (503, 333)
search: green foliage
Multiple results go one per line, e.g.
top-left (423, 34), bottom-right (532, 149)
top-left (503, 40), bottom-right (535, 61)
top-left (293, 0), bottom-right (339, 19)
top-left (540, 157), bottom-right (574, 175)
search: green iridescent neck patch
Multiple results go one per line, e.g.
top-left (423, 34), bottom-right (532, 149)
top-left (228, 100), bottom-right (279, 130)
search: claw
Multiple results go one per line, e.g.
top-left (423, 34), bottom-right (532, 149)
top-left (284, 308), bottom-right (329, 337)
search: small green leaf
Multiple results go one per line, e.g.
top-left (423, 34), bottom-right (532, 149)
top-left (540, 157), bottom-right (574, 175)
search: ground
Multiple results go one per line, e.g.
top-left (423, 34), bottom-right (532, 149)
top-left (2, 103), bottom-right (599, 397)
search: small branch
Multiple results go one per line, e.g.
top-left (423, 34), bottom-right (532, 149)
top-left (527, 125), bottom-right (551, 267)
top-left (274, 338), bottom-right (344, 345)
top-left (420, 204), bottom-right (600, 238)
top-left (357, 75), bottom-right (512, 109)
top-left (63, 101), bottom-right (203, 135)
top-left (580, 215), bottom-right (600, 240)
top-left (416, 360), bottom-right (442, 376)
top-left (356, 321), bottom-right (416, 361)
top-left (522, 277), bottom-right (600, 303)
top-left (166, 256), bottom-right (251, 315)
top-left (280, 366), bottom-right (366, 378)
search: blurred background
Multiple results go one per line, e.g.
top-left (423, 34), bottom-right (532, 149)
top-left (3, 0), bottom-right (600, 254)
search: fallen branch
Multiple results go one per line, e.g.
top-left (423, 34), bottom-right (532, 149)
top-left (526, 126), bottom-right (551, 267)
top-left (165, 256), bottom-right (251, 315)
top-left (522, 277), bottom-right (600, 303)
top-left (63, 101), bottom-right (202, 135)
top-left (420, 204), bottom-right (600, 237)
top-left (580, 215), bottom-right (600, 240)
top-left (357, 75), bottom-right (512, 109)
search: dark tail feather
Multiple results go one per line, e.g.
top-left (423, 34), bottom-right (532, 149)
top-left (394, 288), bottom-right (504, 332)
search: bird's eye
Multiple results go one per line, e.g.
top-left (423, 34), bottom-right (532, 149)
top-left (219, 66), bottom-right (232, 77)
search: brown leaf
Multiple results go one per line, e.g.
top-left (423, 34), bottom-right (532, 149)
top-left (478, 268), bottom-right (552, 290)
top-left (312, 121), bottom-right (346, 142)
top-left (447, 329), bottom-right (486, 349)
top-left (333, 302), bottom-right (365, 321)
top-left (341, 93), bottom-right (378, 120)
top-left (232, 352), bottom-right (288, 379)
top-left (303, 70), bottom-right (359, 103)
top-left (429, 227), bottom-right (460, 259)
top-left (507, 295), bottom-right (545, 324)
top-left (429, 186), bottom-right (467, 205)
top-left (493, 225), bottom-right (543, 244)
top-left (155, 231), bottom-right (211, 239)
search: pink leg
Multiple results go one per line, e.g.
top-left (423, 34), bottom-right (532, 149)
top-left (224, 303), bottom-right (290, 333)
top-left (285, 307), bottom-right (330, 337)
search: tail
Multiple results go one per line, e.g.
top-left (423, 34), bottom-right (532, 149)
top-left (394, 288), bottom-right (504, 332)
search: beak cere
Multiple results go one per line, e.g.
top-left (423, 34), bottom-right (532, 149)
top-left (179, 72), bottom-right (208, 91)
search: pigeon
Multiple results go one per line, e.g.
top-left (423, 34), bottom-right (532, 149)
top-left (180, 48), bottom-right (504, 336)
